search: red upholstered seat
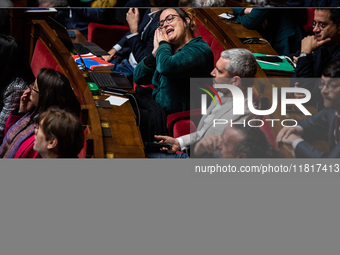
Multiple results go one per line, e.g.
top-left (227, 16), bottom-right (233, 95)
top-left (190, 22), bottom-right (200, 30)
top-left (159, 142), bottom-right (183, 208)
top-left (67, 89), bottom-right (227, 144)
top-left (301, 8), bottom-right (315, 35)
top-left (194, 19), bottom-right (224, 65)
top-left (133, 81), bottom-right (154, 91)
top-left (173, 119), bottom-right (197, 138)
top-left (77, 128), bottom-right (88, 158)
top-left (88, 23), bottom-right (130, 52)
top-left (210, 39), bottom-right (225, 66)
top-left (194, 19), bottom-right (214, 46)
top-left (30, 39), bottom-right (64, 77)
top-left (167, 108), bottom-right (201, 138)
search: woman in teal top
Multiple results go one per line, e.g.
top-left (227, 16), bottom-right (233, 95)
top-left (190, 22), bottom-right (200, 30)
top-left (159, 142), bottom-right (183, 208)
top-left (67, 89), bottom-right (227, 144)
top-left (133, 8), bottom-right (214, 114)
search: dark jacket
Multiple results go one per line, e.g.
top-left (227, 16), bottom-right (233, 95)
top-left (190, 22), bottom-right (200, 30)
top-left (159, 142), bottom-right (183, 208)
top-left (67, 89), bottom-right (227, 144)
top-left (296, 108), bottom-right (340, 158)
top-left (232, 8), bottom-right (305, 56)
top-left (115, 9), bottom-right (160, 64)
top-left (292, 43), bottom-right (340, 110)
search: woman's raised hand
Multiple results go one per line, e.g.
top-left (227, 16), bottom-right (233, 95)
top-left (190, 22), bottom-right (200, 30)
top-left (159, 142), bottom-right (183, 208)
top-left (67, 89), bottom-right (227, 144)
top-left (19, 87), bottom-right (34, 113)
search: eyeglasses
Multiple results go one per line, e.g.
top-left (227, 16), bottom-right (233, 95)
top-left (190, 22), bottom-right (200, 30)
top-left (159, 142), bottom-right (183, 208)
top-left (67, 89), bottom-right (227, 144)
top-left (312, 21), bottom-right (329, 30)
top-left (319, 79), bottom-right (340, 92)
top-left (158, 14), bottom-right (180, 29)
top-left (30, 83), bottom-right (39, 94)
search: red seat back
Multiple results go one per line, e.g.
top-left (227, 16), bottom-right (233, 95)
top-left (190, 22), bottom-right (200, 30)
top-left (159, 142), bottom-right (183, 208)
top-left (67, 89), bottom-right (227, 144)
top-left (88, 23), bottom-right (130, 52)
top-left (173, 119), bottom-right (197, 138)
top-left (194, 19), bottom-right (224, 65)
top-left (133, 81), bottom-right (154, 91)
top-left (167, 108), bottom-right (201, 137)
top-left (30, 39), bottom-right (64, 77)
top-left (301, 8), bottom-right (315, 34)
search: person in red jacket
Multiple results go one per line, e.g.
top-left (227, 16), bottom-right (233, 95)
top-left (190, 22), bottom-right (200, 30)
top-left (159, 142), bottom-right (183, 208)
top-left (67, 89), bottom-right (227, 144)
top-left (0, 68), bottom-right (81, 158)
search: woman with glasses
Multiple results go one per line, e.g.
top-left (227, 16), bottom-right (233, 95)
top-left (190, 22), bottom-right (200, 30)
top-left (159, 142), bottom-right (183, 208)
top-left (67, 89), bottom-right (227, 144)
top-left (0, 34), bottom-right (35, 143)
top-left (133, 8), bottom-right (214, 115)
top-left (0, 68), bottom-right (81, 158)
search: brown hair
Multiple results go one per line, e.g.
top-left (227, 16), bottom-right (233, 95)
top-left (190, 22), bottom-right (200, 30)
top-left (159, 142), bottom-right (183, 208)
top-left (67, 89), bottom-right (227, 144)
top-left (35, 107), bottom-right (84, 158)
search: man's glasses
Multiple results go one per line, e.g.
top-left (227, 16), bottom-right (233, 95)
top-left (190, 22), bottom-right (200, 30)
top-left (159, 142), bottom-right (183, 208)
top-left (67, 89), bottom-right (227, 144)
top-left (319, 79), bottom-right (340, 92)
top-left (312, 21), bottom-right (328, 30)
top-left (158, 14), bottom-right (179, 29)
top-left (30, 83), bottom-right (39, 94)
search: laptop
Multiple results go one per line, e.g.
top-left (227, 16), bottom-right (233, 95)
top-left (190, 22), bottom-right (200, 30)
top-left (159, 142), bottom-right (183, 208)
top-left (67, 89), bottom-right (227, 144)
top-left (49, 17), bottom-right (132, 90)
top-left (75, 45), bottom-right (132, 90)
top-left (49, 17), bottom-right (109, 57)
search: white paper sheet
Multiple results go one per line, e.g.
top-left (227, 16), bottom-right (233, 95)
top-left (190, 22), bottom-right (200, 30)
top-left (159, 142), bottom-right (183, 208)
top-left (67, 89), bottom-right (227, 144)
top-left (105, 95), bottom-right (129, 106)
top-left (218, 13), bottom-right (234, 20)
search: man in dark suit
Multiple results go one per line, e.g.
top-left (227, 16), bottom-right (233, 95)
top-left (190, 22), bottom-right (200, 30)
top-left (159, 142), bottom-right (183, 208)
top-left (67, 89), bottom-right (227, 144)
top-left (277, 59), bottom-right (340, 158)
top-left (293, 8), bottom-right (340, 110)
top-left (102, 7), bottom-right (160, 78)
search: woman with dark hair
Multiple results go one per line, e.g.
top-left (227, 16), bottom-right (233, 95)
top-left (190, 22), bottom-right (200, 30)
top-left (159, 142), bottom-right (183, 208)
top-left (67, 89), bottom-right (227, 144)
top-left (0, 34), bottom-right (34, 142)
top-left (133, 8), bottom-right (214, 114)
top-left (0, 68), bottom-right (81, 158)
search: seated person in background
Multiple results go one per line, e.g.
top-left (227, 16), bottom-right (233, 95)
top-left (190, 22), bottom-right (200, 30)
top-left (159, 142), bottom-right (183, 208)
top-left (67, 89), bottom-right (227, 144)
top-left (149, 48), bottom-right (258, 158)
top-left (0, 68), bottom-right (81, 158)
top-left (113, 1), bottom-right (178, 26)
top-left (54, 8), bottom-right (115, 38)
top-left (276, 59), bottom-right (340, 158)
top-left (0, 34), bottom-right (34, 143)
top-left (101, 7), bottom-right (161, 78)
top-left (193, 125), bottom-right (281, 158)
top-left (232, 8), bottom-right (305, 56)
top-left (33, 108), bottom-right (84, 158)
top-left (292, 8), bottom-right (340, 110)
top-left (133, 8), bottom-right (214, 114)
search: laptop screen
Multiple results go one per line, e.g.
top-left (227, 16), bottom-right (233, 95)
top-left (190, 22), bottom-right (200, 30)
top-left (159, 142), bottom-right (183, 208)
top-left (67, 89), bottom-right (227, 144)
top-left (49, 16), bottom-right (78, 55)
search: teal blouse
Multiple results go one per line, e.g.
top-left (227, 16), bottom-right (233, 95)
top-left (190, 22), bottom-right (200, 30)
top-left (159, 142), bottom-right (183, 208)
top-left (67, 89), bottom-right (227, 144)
top-left (133, 36), bottom-right (214, 114)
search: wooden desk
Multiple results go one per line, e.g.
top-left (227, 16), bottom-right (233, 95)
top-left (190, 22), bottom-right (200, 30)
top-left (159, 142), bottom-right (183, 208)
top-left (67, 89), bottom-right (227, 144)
top-left (206, 8), bottom-right (292, 78)
top-left (29, 19), bottom-right (144, 158)
top-left (70, 30), bottom-right (144, 158)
